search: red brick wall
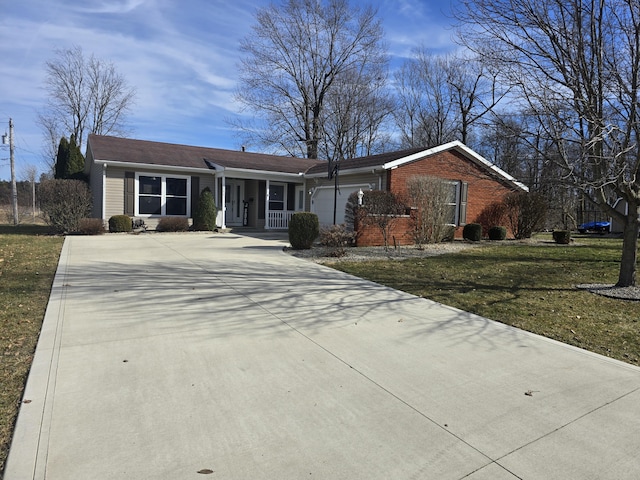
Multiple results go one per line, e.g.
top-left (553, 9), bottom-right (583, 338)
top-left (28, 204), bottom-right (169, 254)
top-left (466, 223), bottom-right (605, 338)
top-left (386, 150), bottom-right (516, 239)
top-left (355, 216), bottom-right (415, 247)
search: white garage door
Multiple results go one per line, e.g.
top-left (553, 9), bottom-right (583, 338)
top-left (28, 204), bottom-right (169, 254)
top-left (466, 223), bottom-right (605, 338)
top-left (310, 185), bottom-right (367, 226)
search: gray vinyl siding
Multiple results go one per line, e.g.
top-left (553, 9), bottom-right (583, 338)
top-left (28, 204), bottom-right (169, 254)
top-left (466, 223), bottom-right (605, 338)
top-left (105, 168), bottom-right (126, 220)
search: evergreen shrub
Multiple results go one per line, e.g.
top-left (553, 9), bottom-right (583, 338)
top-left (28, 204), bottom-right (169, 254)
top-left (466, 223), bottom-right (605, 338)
top-left (463, 223), bottom-right (483, 242)
top-left (193, 187), bottom-right (217, 231)
top-left (288, 212), bottom-right (319, 249)
top-left (488, 226), bottom-right (507, 240)
top-left (109, 215), bottom-right (132, 233)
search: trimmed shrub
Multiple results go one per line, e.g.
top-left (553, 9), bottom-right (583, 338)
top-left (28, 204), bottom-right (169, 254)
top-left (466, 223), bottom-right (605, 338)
top-left (193, 187), bottom-right (217, 231)
top-left (109, 215), bottom-right (132, 233)
top-left (39, 179), bottom-right (92, 234)
top-left (463, 223), bottom-right (482, 242)
top-left (319, 224), bottom-right (357, 257)
top-left (488, 226), bottom-right (507, 241)
top-left (288, 212), bottom-right (320, 249)
top-left (552, 230), bottom-right (571, 244)
top-left (156, 216), bottom-right (189, 232)
top-left (78, 218), bottom-right (105, 235)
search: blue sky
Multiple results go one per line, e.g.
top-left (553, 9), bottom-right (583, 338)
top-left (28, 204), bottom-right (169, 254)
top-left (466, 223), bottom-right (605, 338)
top-left (0, 0), bottom-right (459, 181)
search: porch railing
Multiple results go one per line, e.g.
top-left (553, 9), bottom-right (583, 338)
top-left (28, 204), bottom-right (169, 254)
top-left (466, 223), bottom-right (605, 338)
top-left (268, 210), bottom-right (294, 229)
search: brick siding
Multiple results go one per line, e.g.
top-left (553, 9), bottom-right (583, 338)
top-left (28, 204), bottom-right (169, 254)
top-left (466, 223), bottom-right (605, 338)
top-left (354, 150), bottom-right (518, 245)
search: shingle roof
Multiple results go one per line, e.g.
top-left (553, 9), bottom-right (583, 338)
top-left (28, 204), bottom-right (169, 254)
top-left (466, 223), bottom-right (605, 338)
top-left (87, 134), bottom-right (323, 174)
top-left (87, 135), bottom-right (527, 191)
top-left (304, 147), bottom-right (427, 175)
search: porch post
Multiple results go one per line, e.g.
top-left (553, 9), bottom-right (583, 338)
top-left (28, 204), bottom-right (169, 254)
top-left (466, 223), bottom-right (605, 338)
top-left (220, 174), bottom-right (226, 229)
top-left (265, 179), bottom-right (270, 230)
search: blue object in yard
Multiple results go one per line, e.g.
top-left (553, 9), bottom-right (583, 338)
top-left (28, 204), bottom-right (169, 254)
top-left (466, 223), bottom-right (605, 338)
top-left (578, 221), bottom-right (610, 233)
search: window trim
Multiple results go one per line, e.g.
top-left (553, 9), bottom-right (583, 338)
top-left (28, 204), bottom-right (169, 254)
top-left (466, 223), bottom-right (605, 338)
top-left (134, 172), bottom-right (191, 217)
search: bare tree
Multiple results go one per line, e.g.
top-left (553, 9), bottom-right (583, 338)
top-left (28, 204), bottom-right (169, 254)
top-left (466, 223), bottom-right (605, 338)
top-left (456, 0), bottom-right (640, 286)
top-left (40, 45), bottom-right (136, 151)
top-left (21, 164), bottom-right (39, 223)
top-left (37, 114), bottom-right (60, 175)
top-left (394, 49), bottom-right (504, 148)
top-left (359, 190), bottom-right (408, 250)
top-left (235, 0), bottom-right (388, 160)
top-left (319, 66), bottom-right (394, 161)
top-left (407, 175), bottom-right (456, 245)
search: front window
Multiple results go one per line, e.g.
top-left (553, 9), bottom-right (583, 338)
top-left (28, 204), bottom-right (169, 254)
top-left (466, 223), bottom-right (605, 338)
top-left (139, 176), bottom-right (162, 214)
top-left (136, 174), bottom-right (190, 216)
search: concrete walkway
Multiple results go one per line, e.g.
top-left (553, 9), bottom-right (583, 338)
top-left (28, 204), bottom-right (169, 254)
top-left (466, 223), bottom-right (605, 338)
top-left (5, 233), bottom-right (640, 479)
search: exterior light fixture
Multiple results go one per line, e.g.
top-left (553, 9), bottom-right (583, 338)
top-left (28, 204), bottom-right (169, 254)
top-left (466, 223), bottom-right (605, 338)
top-left (357, 188), bottom-right (364, 205)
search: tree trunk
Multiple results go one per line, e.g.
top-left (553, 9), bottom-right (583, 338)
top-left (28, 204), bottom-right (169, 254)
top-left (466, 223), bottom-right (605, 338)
top-left (617, 206), bottom-right (639, 287)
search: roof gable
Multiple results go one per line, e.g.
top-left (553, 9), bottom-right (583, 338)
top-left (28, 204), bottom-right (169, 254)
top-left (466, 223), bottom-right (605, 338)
top-left (306, 141), bottom-right (528, 191)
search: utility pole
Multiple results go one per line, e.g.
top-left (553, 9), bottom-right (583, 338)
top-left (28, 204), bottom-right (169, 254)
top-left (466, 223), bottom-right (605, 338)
top-left (9, 119), bottom-right (18, 225)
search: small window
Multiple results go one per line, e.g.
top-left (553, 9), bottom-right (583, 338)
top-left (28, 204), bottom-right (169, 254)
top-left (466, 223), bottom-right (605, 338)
top-left (444, 181), bottom-right (460, 226)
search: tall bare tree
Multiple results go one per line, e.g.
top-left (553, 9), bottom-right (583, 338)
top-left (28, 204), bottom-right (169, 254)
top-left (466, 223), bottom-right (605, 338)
top-left (456, 0), bottom-right (640, 286)
top-left (39, 45), bottom-right (136, 153)
top-left (235, 0), bottom-right (388, 160)
top-left (394, 49), bottom-right (504, 148)
top-left (319, 66), bottom-right (394, 161)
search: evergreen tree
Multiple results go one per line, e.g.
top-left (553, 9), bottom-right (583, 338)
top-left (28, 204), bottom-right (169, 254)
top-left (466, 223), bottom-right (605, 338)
top-left (54, 136), bottom-right (70, 179)
top-left (54, 135), bottom-right (85, 179)
top-left (68, 134), bottom-right (85, 179)
top-left (193, 187), bottom-right (217, 231)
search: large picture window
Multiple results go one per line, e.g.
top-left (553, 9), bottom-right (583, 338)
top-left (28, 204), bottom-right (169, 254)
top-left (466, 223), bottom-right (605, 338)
top-left (136, 174), bottom-right (190, 216)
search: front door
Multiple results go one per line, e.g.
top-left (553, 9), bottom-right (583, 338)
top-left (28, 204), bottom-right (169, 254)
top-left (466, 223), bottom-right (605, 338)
top-left (225, 180), bottom-right (244, 226)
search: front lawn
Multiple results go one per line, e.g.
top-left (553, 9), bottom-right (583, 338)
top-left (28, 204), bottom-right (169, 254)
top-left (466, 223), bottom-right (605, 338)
top-left (0, 225), bottom-right (63, 474)
top-left (330, 236), bottom-right (640, 366)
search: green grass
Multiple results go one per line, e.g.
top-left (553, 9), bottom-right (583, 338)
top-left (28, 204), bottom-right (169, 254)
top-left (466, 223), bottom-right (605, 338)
top-left (0, 224), bottom-right (63, 474)
top-left (330, 236), bottom-right (640, 366)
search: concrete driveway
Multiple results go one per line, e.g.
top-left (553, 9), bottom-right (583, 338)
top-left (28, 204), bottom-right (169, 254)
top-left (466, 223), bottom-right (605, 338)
top-left (6, 232), bottom-right (640, 479)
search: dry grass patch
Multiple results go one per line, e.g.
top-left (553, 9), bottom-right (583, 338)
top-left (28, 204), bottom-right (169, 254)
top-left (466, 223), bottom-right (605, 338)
top-left (0, 225), bottom-right (63, 474)
top-left (330, 236), bottom-right (640, 366)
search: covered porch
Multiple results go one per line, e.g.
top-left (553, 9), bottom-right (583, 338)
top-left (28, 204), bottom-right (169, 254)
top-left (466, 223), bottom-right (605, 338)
top-left (214, 175), bottom-right (306, 230)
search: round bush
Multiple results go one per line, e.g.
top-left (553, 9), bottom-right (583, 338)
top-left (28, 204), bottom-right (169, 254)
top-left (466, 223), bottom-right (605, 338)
top-left (193, 187), bottom-right (217, 231)
top-left (488, 226), bottom-right (507, 241)
top-left (463, 223), bottom-right (482, 242)
top-left (552, 230), bottom-right (571, 244)
top-left (109, 215), bottom-right (132, 233)
top-left (288, 212), bottom-right (320, 249)
top-left (156, 216), bottom-right (189, 232)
